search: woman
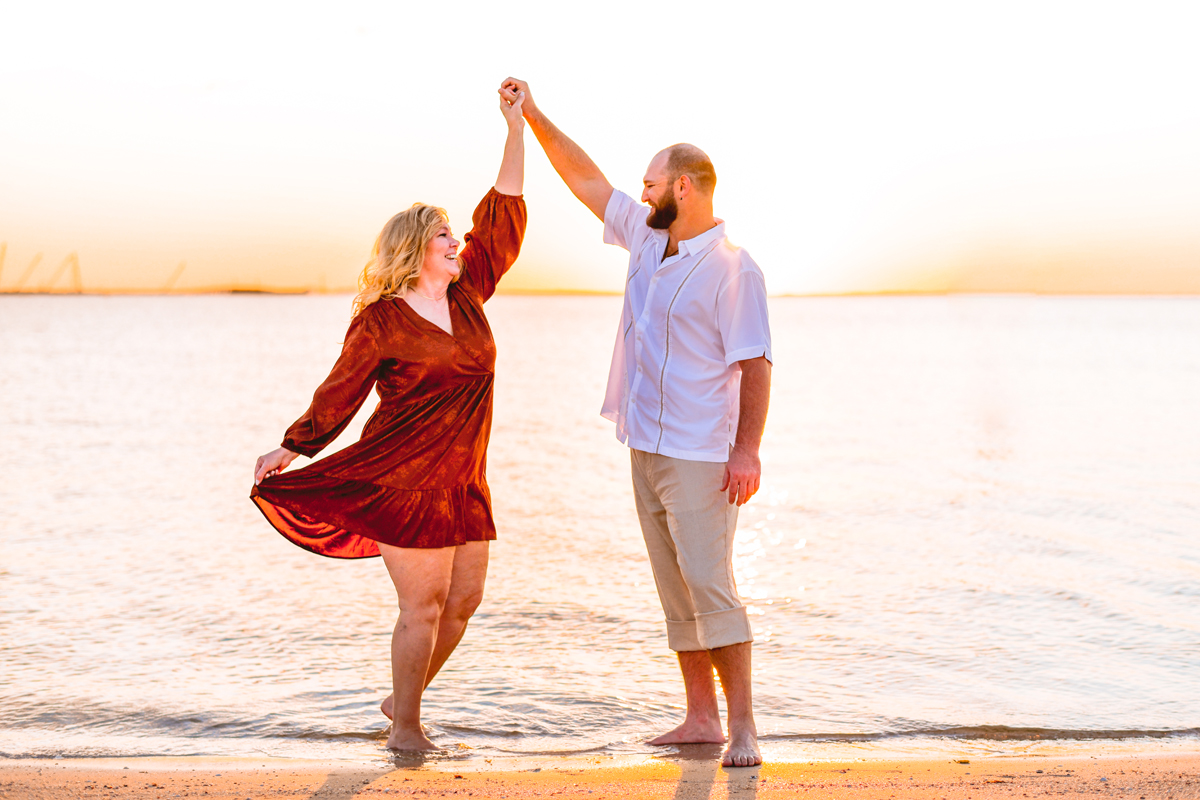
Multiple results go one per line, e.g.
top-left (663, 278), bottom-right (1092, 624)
top-left (251, 90), bottom-right (526, 751)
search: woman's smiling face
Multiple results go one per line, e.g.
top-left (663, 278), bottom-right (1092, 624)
top-left (421, 224), bottom-right (461, 283)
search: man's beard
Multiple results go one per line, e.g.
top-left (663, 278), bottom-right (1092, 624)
top-left (646, 192), bottom-right (678, 230)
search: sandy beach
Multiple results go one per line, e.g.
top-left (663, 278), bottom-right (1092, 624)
top-left (3, 751), bottom-right (1198, 799)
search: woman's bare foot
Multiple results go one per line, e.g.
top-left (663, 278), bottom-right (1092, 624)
top-left (648, 717), bottom-right (725, 746)
top-left (721, 727), bottom-right (762, 767)
top-left (386, 724), bottom-right (440, 751)
top-left (380, 694), bottom-right (394, 720)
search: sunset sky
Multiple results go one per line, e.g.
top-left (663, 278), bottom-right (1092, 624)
top-left (2, 1), bottom-right (1198, 295)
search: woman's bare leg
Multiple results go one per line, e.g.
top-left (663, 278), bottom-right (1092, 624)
top-left (378, 541), bottom-right (456, 750)
top-left (426, 541), bottom-right (489, 683)
top-left (380, 541), bottom-right (489, 720)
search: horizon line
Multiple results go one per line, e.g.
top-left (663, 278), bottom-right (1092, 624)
top-left (3, 287), bottom-right (1200, 299)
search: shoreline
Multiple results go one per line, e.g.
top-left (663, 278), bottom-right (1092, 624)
top-left (4, 744), bottom-right (1199, 799)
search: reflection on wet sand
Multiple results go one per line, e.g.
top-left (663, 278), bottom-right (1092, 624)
top-left (4, 752), bottom-right (1200, 799)
top-left (670, 750), bottom-right (760, 800)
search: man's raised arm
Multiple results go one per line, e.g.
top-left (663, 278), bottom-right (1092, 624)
top-left (500, 77), bottom-right (613, 221)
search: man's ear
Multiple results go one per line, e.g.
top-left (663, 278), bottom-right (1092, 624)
top-left (677, 174), bottom-right (692, 201)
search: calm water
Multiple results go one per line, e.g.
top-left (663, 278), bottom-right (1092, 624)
top-left (1, 294), bottom-right (1198, 761)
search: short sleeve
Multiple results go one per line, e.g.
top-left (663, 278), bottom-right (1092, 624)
top-left (282, 311), bottom-right (382, 457)
top-left (603, 190), bottom-right (651, 252)
top-left (717, 257), bottom-right (773, 366)
top-left (456, 188), bottom-right (527, 302)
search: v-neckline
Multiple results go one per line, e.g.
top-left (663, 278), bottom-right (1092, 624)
top-left (399, 289), bottom-right (457, 340)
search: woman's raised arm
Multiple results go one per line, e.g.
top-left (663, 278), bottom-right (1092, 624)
top-left (494, 91), bottom-right (525, 196)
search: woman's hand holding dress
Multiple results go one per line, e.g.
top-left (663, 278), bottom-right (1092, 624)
top-left (255, 447), bottom-right (298, 485)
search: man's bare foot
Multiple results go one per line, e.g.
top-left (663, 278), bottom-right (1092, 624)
top-left (721, 728), bottom-right (761, 767)
top-left (380, 694), bottom-right (394, 720)
top-left (385, 724), bottom-right (440, 751)
top-left (648, 718), bottom-right (725, 746)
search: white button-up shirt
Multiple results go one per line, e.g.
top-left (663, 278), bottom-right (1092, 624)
top-left (601, 190), bottom-right (773, 462)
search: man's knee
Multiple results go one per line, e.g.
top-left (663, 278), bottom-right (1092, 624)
top-left (676, 557), bottom-right (739, 610)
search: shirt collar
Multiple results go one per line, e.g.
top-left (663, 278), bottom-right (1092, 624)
top-left (677, 219), bottom-right (726, 257)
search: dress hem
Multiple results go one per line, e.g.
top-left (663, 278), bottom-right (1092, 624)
top-left (250, 475), bottom-right (497, 558)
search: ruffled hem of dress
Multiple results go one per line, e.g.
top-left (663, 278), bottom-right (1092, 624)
top-left (250, 475), bottom-right (496, 559)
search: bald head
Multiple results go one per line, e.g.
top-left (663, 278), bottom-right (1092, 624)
top-left (657, 143), bottom-right (717, 196)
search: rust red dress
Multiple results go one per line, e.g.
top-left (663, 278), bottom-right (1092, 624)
top-left (250, 189), bottom-right (526, 558)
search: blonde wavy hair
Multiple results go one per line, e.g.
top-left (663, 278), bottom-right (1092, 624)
top-left (352, 203), bottom-right (454, 316)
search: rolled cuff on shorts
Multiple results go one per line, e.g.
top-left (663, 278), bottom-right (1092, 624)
top-left (667, 606), bottom-right (754, 652)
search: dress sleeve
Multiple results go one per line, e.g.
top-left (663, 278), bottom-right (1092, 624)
top-left (456, 188), bottom-right (527, 302)
top-left (281, 310), bottom-right (382, 457)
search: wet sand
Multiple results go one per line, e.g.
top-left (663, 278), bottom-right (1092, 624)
top-left (2, 752), bottom-right (1198, 799)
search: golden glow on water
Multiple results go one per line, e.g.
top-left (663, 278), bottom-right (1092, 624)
top-left (1, 295), bottom-right (1198, 760)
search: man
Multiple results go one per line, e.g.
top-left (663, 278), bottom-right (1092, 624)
top-left (499, 78), bottom-right (772, 768)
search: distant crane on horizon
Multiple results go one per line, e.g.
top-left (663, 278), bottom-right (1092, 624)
top-left (3, 252), bottom-right (83, 293)
top-left (13, 253), bottom-right (44, 291)
top-left (1, 250), bottom-right (191, 293)
top-left (40, 253), bottom-right (82, 293)
top-left (162, 261), bottom-right (186, 292)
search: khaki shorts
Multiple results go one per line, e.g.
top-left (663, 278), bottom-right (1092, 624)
top-left (630, 449), bottom-right (753, 652)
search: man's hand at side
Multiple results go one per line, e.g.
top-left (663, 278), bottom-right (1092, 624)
top-left (721, 356), bottom-right (771, 505)
top-left (722, 445), bottom-right (761, 506)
